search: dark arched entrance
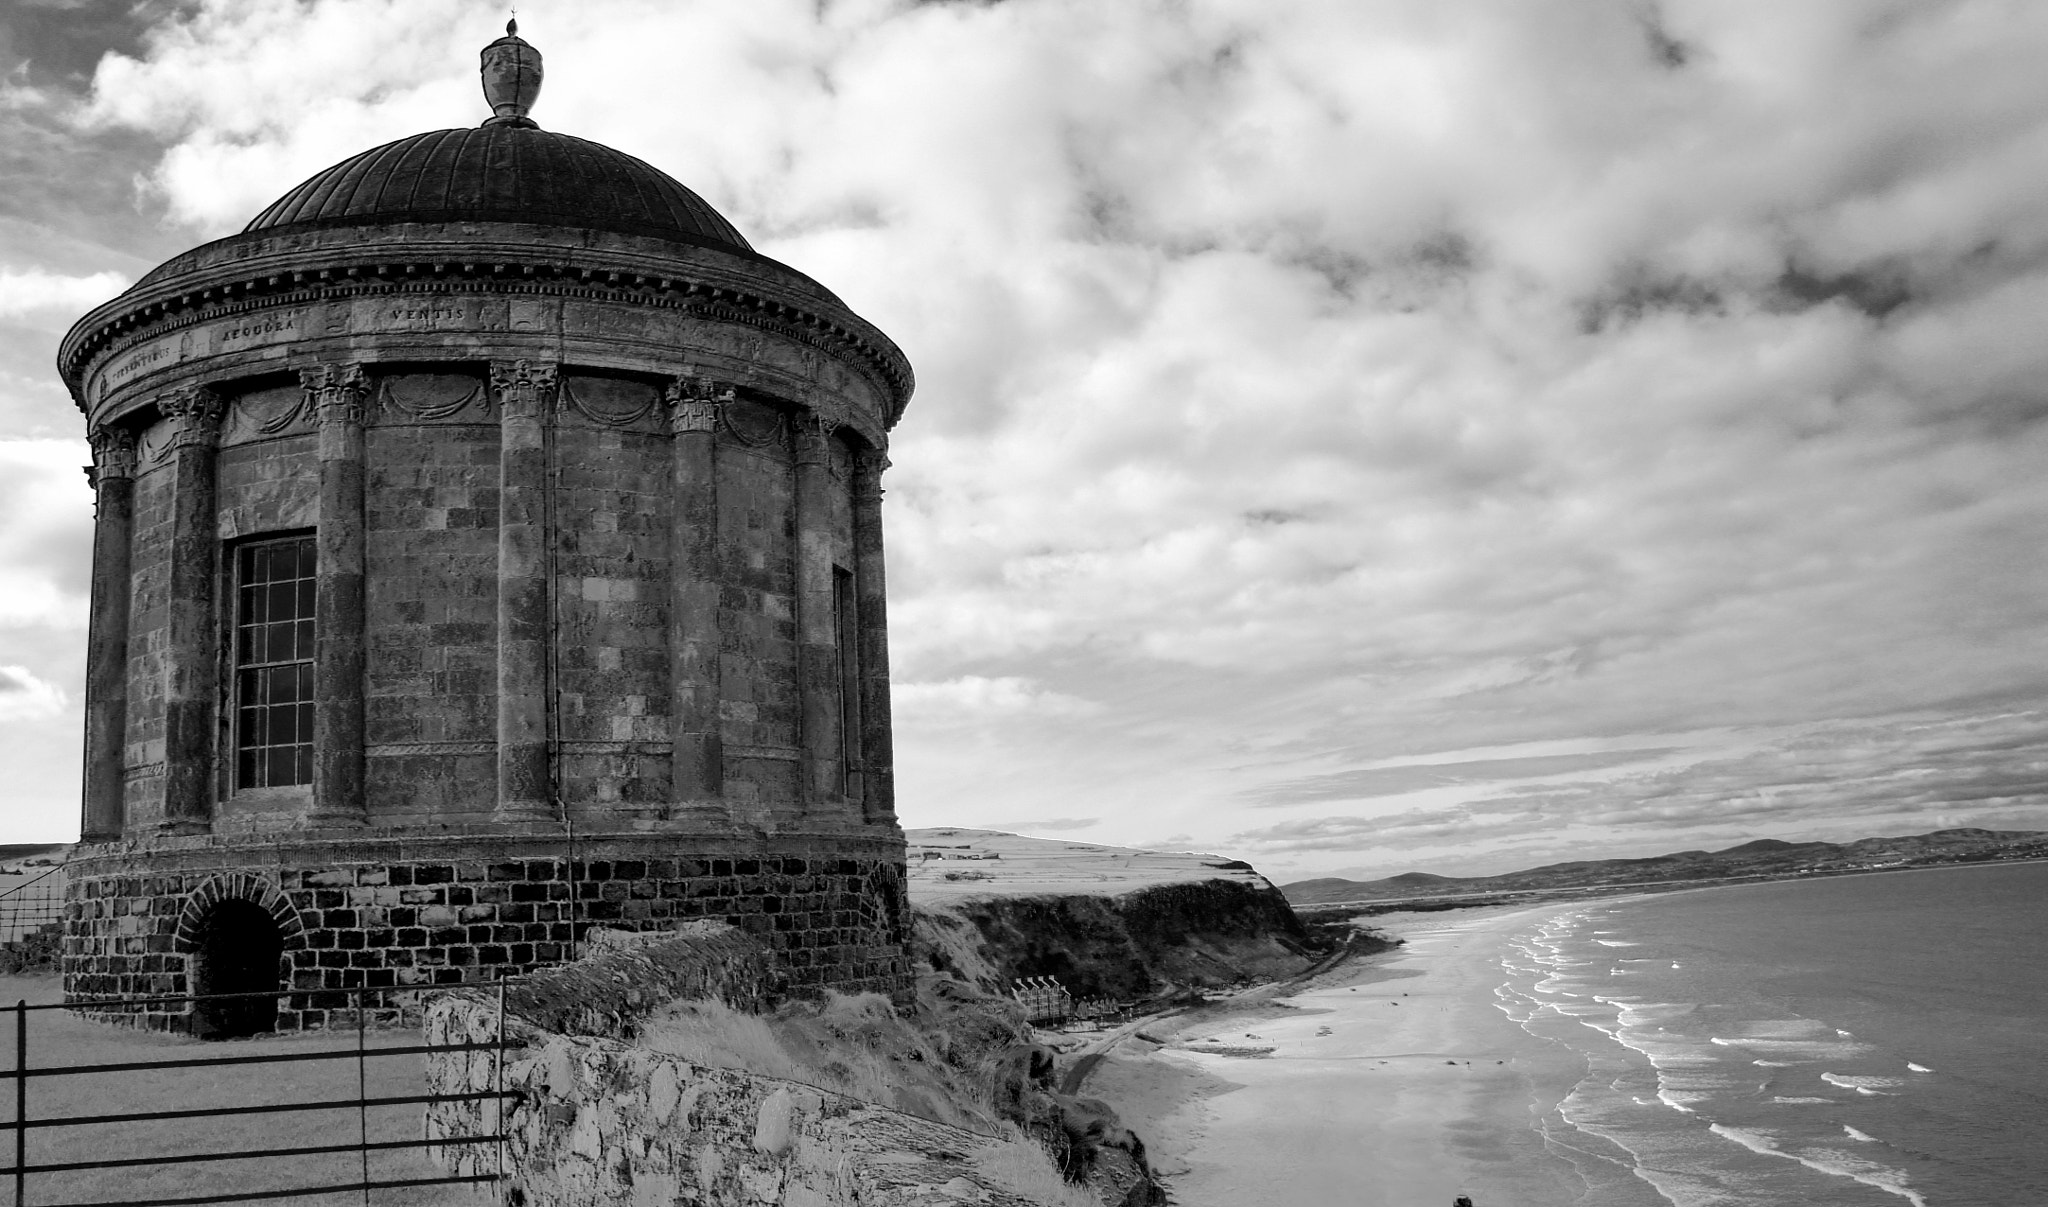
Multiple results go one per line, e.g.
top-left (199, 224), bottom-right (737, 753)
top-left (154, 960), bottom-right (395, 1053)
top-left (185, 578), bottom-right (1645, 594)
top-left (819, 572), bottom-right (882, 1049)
top-left (189, 899), bottom-right (284, 1039)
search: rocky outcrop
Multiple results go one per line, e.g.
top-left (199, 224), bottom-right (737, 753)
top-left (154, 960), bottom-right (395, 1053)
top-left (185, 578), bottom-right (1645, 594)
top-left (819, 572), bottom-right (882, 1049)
top-left (424, 921), bottom-right (1127, 1205)
top-left (427, 995), bottom-right (1057, 1206)
top-left (503, 921), bottom-right (778, 1038)
top-left (917, 878), bottom-right (1321, 1001)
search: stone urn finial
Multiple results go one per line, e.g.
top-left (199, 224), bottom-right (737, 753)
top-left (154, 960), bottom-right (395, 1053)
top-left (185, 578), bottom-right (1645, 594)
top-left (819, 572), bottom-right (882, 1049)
top-left (481, 19), bottom-right (543, 128)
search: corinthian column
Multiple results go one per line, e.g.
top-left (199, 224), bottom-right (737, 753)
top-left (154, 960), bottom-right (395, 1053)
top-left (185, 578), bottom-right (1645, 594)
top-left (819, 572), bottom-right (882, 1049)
top-left (665, 377), bottom-right (728, 823)
top-left (851, 448), bottom-right (895, 824)
top-left (158, 385), bottom-right (225, 834)
top-left (492, 360), bottom-right (557, 824)
top-left (305, 363), bottom-right (369, 827)
top-left (793, 414), bottom-right (844, 809)
top-left (81, 426), bottom-right (138, 842)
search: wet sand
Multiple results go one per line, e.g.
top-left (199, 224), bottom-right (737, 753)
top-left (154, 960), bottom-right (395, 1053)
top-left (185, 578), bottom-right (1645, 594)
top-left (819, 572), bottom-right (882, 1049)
top-left (1088, 903), bottom-right (1598, 1206)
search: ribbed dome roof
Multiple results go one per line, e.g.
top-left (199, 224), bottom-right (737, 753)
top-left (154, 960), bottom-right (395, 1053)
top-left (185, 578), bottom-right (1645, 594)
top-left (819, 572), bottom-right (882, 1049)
top-left (243, 125), bottom-right (751, 252)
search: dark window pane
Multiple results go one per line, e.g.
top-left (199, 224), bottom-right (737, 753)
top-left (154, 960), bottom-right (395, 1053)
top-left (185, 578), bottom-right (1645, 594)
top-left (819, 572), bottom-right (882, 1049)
top-left (235, 535), bottom-right (316, 788)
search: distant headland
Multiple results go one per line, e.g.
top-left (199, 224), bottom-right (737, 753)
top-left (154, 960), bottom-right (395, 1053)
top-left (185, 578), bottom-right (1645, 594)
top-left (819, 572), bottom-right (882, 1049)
top-left (1282, 827), bottom-right (2048, 912)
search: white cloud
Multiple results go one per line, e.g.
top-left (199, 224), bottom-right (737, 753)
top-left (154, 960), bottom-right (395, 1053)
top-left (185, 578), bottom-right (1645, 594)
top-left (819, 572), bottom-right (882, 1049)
top-left (0, 267), bottom-right (128, 317)
top-left (46, 0), bottom-right (2048, 871)
top-left (894, 676), bottom-right (1102, 724)
top-left (0, 665), bottom-right (65, 722)
top-left (0, 439), bottom-right (93, 630)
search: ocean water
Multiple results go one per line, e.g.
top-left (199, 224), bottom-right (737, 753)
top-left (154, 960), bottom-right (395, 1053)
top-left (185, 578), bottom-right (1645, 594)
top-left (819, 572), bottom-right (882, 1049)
top-left (1494, 861), bottom-right (2048, 1206)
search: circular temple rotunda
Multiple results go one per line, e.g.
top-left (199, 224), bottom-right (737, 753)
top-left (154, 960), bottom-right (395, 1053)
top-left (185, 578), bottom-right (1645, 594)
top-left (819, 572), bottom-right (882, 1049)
top-left (58, 27), bottom-right (913, 1030)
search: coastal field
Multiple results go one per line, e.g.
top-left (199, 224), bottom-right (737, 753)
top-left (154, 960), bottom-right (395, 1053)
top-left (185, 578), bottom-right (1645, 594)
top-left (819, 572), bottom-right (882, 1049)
top-left (1088, 903), bottom-right (1595, 1207)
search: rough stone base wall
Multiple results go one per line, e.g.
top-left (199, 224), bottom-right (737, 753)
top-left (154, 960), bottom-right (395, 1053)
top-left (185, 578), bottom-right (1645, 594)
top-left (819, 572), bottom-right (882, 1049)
top-left (61, 833), bottom-right (910, 1032)
top-left (424, 993), bottom-right (1045, 1207)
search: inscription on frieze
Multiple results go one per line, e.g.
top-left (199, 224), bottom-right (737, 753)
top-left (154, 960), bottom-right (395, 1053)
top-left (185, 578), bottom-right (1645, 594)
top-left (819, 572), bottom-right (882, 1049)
top-left (105, 341), bottom-right (174, 385)
top-left (384, 300), bottom-right (467, 327)
top-left (219, 312), bottom-right (301, 344)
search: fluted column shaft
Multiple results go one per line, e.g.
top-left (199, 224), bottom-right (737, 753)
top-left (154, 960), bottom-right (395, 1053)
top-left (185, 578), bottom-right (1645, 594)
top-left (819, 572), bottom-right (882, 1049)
top-left (666, 378), bottom-right (727, 821)
top-left (158, 387), bottom-right (224, 833)
top-left (493, 361), bottom-right (557, 823)
top-left (793, 416), bottom-right (844, 808)
top-left (851, 450), bottom-right (895, 823)
top-left (307, 364), bottom-right (369, 826)
top-left (81, 427), bottom-right (138, 842)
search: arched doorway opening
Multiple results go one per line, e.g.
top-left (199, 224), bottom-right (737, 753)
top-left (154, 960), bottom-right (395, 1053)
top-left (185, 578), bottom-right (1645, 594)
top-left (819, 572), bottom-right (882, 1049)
top-left (189, 898), bottom-right (284, 1039)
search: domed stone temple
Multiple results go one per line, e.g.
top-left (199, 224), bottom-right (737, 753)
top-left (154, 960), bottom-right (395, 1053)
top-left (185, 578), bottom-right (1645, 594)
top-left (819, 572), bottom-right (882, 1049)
top-left (59, 26), bottom-right (913, 1031)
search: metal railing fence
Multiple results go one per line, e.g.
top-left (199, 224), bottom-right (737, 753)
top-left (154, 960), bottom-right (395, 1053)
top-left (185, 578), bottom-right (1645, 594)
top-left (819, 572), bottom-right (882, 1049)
top-left (0, 984), bottom-right (517, 1207)
top-left (0, 871), bottom-right (63, 950)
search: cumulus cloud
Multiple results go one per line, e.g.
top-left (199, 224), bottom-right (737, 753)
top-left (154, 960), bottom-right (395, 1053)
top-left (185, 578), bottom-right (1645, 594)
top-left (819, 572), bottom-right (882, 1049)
top-left (894, 676), bottom-right (1103, 724)
top-left (0, 665), bottom-right (65, 722)
top-left (0, 266), bottom-right (128, 317)
top-left (0, 439), bottom-right (93, 629)
top-left (28, 0), bottom-right (2048, 869)
top-left (1234, 710), bottom-right (2048, 872)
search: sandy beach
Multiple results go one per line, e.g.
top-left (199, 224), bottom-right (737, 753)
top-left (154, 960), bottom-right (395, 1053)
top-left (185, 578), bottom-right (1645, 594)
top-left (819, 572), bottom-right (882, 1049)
top-left (1087, 903), bottom-right (1598, 1207)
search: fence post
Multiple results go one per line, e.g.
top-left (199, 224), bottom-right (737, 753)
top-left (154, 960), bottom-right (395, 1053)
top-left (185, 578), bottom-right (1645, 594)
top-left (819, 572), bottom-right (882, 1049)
top-left (14, 999), bottom-right (25, 1207)
top-left (356, 988), bottom-right (370, 1206)
top-left (494, 980), bottom-right (508, 1185)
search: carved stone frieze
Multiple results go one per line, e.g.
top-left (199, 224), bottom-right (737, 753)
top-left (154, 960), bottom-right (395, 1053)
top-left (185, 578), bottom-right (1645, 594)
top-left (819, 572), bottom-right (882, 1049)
top-left (63, 258), bottom-right (914, 435)
top-left (379, 374), bottom-right (488, 423)
top-left (559, 375), bottom-right (661, 429)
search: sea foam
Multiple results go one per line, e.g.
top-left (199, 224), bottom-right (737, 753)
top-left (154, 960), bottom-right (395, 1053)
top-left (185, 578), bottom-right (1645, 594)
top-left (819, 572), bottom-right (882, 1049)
top-left (1707, 1125), bottom-right (1927, 1207)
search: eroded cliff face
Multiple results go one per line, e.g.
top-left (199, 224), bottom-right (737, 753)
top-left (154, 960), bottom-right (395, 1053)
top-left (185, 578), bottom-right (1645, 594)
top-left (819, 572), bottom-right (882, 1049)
top-left (907, 830), bottom-right (1327, 1001)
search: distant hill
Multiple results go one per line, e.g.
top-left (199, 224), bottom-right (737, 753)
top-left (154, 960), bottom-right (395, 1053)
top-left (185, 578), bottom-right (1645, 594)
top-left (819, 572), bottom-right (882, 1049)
top-left (1280, 827), bottom-right (2048, 906)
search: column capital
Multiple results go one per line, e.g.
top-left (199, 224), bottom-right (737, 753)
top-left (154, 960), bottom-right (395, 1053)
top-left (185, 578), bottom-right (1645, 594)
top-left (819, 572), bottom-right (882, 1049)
top-left (793, 412), bottom-right (835, 467)
top-left (851, 448), bottom-right (890, 501)
top-left (300, 362), bottom-right (370, 427)
top-left (663, 375), bottom-right (732, 435)
top-left (157, 384), bottom-right (224, 453)
top-left (85, 426), bottom-right (138, 488)
top-left (489, 359), bottom-right (559, 418)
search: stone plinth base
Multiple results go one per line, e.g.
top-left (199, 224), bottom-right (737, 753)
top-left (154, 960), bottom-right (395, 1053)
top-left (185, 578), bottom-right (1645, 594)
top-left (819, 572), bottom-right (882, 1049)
top-left (61, 831), bottom-right (909, 1032)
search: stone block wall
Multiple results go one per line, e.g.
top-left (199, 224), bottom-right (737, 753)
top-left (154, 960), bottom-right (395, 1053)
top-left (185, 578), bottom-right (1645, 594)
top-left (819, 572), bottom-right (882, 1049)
top-left (363, 396), bottom-right (501, 828)
top-left (552, 379), bottom-right (673, 819)
top-left (718, 398), bottom-right (804, 826)
top-left (61, 833), bottom-right (910, 1032)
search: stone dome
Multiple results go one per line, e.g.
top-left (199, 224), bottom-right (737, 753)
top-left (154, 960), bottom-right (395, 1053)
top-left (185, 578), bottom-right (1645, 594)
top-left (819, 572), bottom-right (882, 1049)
top-left (242, 125), bottom-right (752, 252)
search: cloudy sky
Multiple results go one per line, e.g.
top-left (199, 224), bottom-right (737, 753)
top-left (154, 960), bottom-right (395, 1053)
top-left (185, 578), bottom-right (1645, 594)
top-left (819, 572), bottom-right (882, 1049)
top-left (5, 0), bottom-right (2048, 880)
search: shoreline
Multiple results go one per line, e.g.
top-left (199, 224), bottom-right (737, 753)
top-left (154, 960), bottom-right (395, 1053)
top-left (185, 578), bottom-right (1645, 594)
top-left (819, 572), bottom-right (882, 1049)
top-left (1085, 901), bottom-right (1604, 1206)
